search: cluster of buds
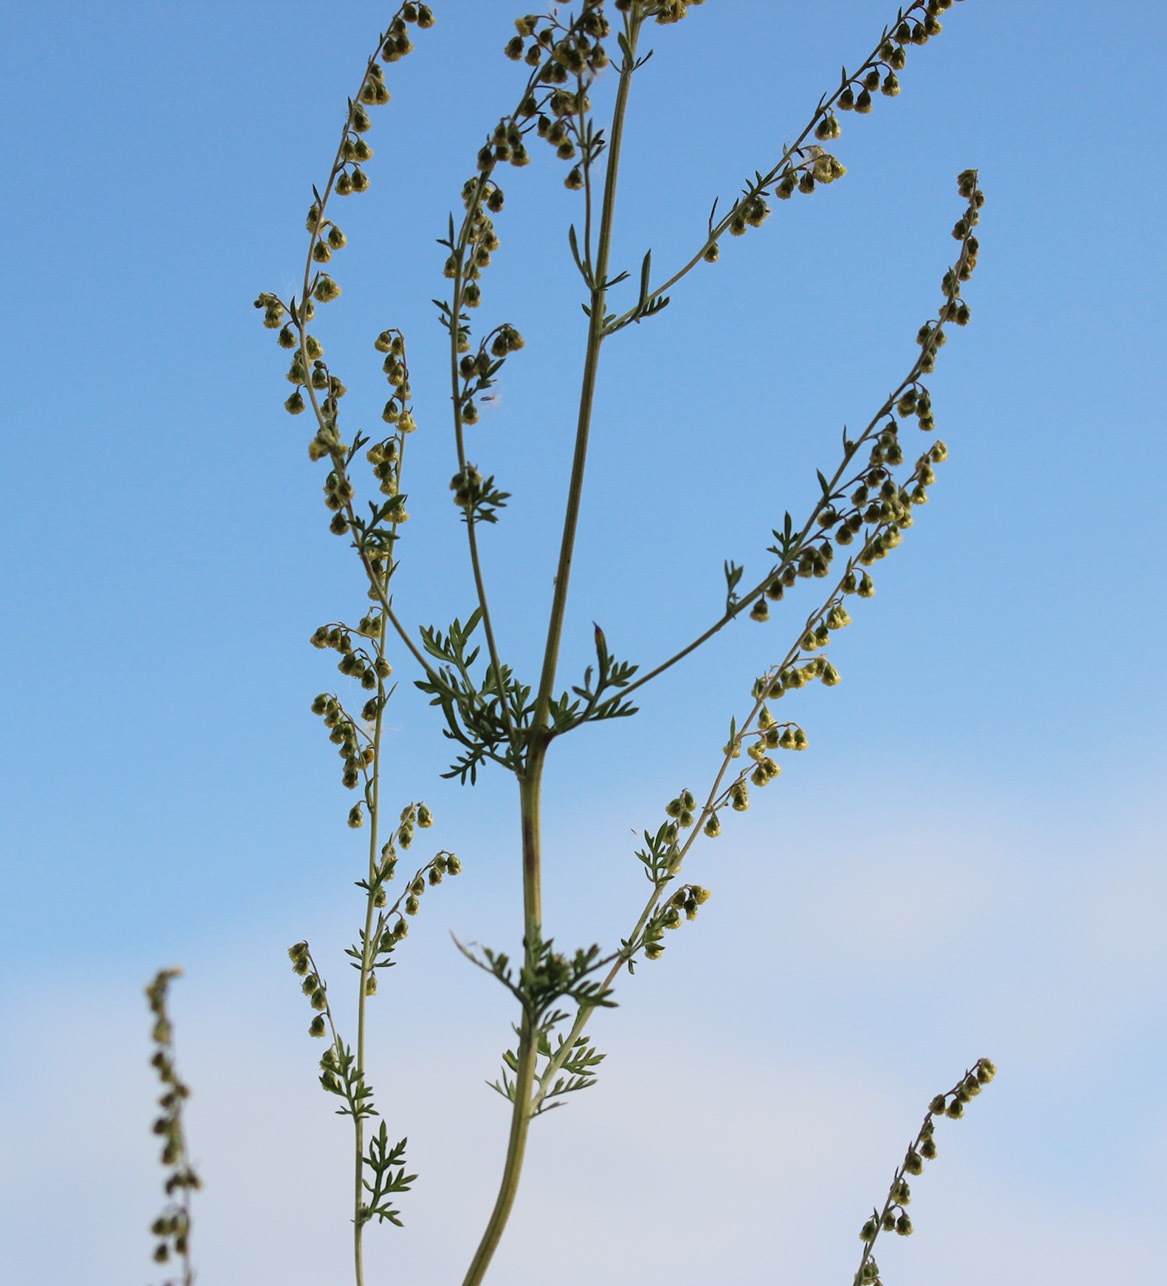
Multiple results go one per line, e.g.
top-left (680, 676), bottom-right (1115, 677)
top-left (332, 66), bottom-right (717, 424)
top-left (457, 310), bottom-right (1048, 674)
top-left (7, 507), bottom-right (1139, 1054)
top-left (713, 171), bottom-right (983, 902)
top-left (703, 0), bottom-right (962, 264)
top-left (310, 687), bottom-right (375, 791)
top-left (505, 8), bottom-right (610, 81)
top-left (643, 883), bottom-right (711, 959)
top-left (452, 322), bottom-right (525, 426)
top-left (396, 800), bottom-right (433, 850)
top-left (755, 540), bottom-right (839, 622)
top-left (759, 169), bottom-right (982, 633)
top-left (367, 438), bottom-right (402, 498)
top-left (771, 144), bottom-right (848, 206)
top-left (376, 327), bottom-right (416, 433)
top-left (311, 624), bottom-right (392, 691)
top-left (288, 942), bottom-right (335, 1039)
top-left (444, 201), bottom-right (503, 287)
top-left (856, 1058), bottom-right (996, 1284)
top-left (838, 0), bottom-right (957, 118)
top-left (503, 7), bottom-right (610, 189)
top-left (362, 827), bottom-right (462, 1001)
top-left (401, 848), bottom-right (462, 918)
top-left (145, 969), bottom-right (201, 1275)
top-left (257, 0), bottom-right (437, 479)
top-left (662, 882), bottom-right (711, 927)
top-left (664, 789), bottom-right (698, 829)
top-left (450, 464), bottom-right (485, 513)
top-left (454, 180), bottom-right (506, 312)
top-left (614, 0), bottom-right (706, 22)
top-left (717, 709), bottom-right (813, 819)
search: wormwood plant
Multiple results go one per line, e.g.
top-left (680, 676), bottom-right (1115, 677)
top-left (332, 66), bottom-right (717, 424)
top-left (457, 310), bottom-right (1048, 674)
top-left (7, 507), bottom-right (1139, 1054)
top-left (159, 1), bottom-right (996, 1282)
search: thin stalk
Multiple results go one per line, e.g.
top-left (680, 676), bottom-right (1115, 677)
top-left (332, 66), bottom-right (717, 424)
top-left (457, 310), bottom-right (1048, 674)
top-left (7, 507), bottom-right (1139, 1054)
top-left (448, 270), bottom-right (517, 750)
top-left (532, 10), bottom-right (642, 732)
top-left (351, 611), bottom-right (389, 1286)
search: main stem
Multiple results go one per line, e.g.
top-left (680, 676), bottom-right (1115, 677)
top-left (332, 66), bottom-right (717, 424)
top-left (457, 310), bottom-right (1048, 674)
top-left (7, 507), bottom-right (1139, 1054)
top-left (460, 754), bottom-right (544, 1286)
top-left (531, 15), bottom-right (639, 731)
top-left (462, 17), bottom-right (642, 1284)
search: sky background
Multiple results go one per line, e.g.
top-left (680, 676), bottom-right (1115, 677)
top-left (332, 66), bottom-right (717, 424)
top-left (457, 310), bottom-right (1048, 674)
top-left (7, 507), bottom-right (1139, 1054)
top-left (3, 1), bottom-right (1165, 1282)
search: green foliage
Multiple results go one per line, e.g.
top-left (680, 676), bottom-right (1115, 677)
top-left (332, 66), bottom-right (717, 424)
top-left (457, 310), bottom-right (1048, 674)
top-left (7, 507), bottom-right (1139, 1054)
top-left (360, 1124), bottom-right (417, 1228)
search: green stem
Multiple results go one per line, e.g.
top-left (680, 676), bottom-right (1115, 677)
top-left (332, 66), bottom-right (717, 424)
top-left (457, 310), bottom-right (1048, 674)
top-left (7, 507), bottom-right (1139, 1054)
top-left (448, 279), bottom-right (517, 751)
top-left (519, 746), bottom-right (546, 948)
top-left (459, 1017), bottom-right (539, 1286)
top-left (351, 613), bottom-right (388, 1286)
top-left (461, 757), bottom-right (544, 1286)
top-left (532, 10), bottom-right (641, 733)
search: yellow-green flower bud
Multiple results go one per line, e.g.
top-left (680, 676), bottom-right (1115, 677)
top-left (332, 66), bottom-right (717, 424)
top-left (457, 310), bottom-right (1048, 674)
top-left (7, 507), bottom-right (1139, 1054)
top-left (813, 154), bottom-right (846, 184)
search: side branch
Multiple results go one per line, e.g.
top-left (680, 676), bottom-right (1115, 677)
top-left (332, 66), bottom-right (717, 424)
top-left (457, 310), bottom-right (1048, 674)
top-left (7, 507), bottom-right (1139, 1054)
top-left (621, 170), bottom-right (983, 700)
top-left (605, 0), bottom-right (961, 334)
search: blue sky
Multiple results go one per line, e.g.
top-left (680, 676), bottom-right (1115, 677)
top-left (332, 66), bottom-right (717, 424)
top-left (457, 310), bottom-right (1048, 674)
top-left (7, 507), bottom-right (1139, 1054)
top-left (3, 2), bottom-right (1165, 1282)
